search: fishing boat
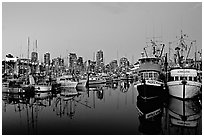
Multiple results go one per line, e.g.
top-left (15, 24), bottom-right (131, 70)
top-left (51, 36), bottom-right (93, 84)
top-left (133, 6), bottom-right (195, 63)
top-left (87, 73), bottom-right (106, 85)
top-left (7, 79), bottom-right (24, 94)
top-left (167, 30), bottom-right (202, 99)
top-left (34, 77), bottom-right (52, 92)
top-left (135, 39), bottom-right (165, 100)
top-left (57, 75), bottom-right (78, 88)
top-left (168, 97), bottom-right (201, 127)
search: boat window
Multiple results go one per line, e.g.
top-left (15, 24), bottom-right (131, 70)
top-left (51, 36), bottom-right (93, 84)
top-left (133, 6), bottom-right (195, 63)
top-left (194, 77), bottom-right (197, 81)
top-left (60, 78), bottom-right (65, 81)
top-left (153, 73), bottom-right (158, 79)
top-left (144, 73), bottom-right (148, 79)
top-left (184, 77), bottom-right (187, 80)
top-left (180, 76), bottom-right (184, 80)
top-left (175, 76), bottom-right (178, 81)
top-left (141, 73), bottom-right (143, 80)
top-left (189, 76), bottom-right (192, 81)
top-left (149, 73), bottom-right (153, 79)
top-left (170, 76), bottom-right (174, 81)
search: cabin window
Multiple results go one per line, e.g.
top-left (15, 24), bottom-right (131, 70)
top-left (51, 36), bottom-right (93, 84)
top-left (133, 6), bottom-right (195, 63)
top-left (144, 73), bottom-right (148, 79)
top-left (175, 76), bottom-right (178, 81)
top-left (184, 77), bottom-right (187, 80)
top-left (180, 77), bottom-right (184, 80)
top-left (170, 76), bottom-right (174, 81)
top-left (194, 77), bottom-right (197, 81)
top-left (141, 73), bottom-right (143, 80)
top-left (149, 73), bottom-right (153, 79)
top-left (153, 73), bottom-right (158, 79)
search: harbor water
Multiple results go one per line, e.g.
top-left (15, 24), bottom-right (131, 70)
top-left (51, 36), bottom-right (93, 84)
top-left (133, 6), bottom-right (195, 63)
top-left (2, 81), bottom-right (202, 135)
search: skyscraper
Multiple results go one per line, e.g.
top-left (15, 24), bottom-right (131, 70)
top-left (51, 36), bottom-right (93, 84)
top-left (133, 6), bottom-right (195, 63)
top-left (31, 52), bottom-right (38, 62)
top-left (96, 50), bottom-right (104, 67)
top-left (69, 53), bottom-right (77, 69)
top-left (44, 52), bottom-right (50, 65)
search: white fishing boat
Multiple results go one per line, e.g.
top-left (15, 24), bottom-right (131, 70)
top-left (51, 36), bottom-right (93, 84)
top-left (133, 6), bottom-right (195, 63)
top-left (57, 75), bottom-right (78, 88)
top-left (167, 30), bottom-right (202, 99)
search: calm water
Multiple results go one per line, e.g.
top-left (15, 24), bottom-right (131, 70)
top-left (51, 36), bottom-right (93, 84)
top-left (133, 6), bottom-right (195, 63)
top-left (2, 81), bottom-right (202, 135)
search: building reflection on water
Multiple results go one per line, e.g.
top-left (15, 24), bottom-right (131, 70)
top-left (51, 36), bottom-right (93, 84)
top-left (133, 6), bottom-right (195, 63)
top-left (2, 82), bottom-right (202, 135)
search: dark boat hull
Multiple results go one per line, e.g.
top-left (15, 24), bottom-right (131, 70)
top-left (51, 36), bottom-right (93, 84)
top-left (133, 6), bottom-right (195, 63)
top-left (137, 83), bottom-right (164, 99)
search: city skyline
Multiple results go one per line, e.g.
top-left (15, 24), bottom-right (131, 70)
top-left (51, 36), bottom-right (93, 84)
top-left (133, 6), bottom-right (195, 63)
top-left (2, 2), bottom-right (202, 64)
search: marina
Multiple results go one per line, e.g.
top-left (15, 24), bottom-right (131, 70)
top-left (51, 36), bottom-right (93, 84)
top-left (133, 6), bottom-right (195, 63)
top-left (2, 2), bottom-right (202, 135)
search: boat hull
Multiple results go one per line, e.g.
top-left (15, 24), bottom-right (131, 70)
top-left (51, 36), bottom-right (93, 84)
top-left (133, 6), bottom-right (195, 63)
top-left (35, 85), bottom-right (52, 92)
top-left (136, 80), bottom-right (164, 99)
top-left (167, 80), bottom-right (201, 99)
top-left (76, 80), bottom-right (87, 88)
top-left (60, 81), bottom-right (78, 88)
top-left (88, 80), bottom-right (106, 85)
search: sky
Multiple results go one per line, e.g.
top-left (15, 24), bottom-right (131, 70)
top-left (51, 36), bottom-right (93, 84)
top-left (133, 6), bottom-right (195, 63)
top-left (2, 2), bottom-right (202, 64)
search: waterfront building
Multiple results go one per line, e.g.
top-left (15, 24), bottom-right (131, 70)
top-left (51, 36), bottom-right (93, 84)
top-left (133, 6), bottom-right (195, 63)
top-left (2, 54), bottom-right (18, 77)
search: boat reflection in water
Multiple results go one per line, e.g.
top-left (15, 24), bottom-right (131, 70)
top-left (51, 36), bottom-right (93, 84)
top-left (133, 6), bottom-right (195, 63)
top-left (96, 87), bottom-right (104, 100)
top-left (120, 80), bottom-right (130, 93)
top-left (136, 95), bottom-right (164, 134)
top-left (166, 96), bottom-right (202, 135)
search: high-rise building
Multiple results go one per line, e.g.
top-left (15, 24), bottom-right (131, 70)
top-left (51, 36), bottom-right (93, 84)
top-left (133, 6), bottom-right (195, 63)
top-left (31, 52), bottom-right (38, 62)
top-left (44, 52), bottom-right (50, 65)
top-left (110, 59), bottom-right (118, 72)
top-left (96, 50), bottom-right (104, 67)
top-left (69, 53), bottom-right (77, 69)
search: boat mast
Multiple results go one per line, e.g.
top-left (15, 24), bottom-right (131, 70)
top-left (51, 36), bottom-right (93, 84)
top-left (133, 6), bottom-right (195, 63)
top-left (28, 37), bottom-right (30, 59)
